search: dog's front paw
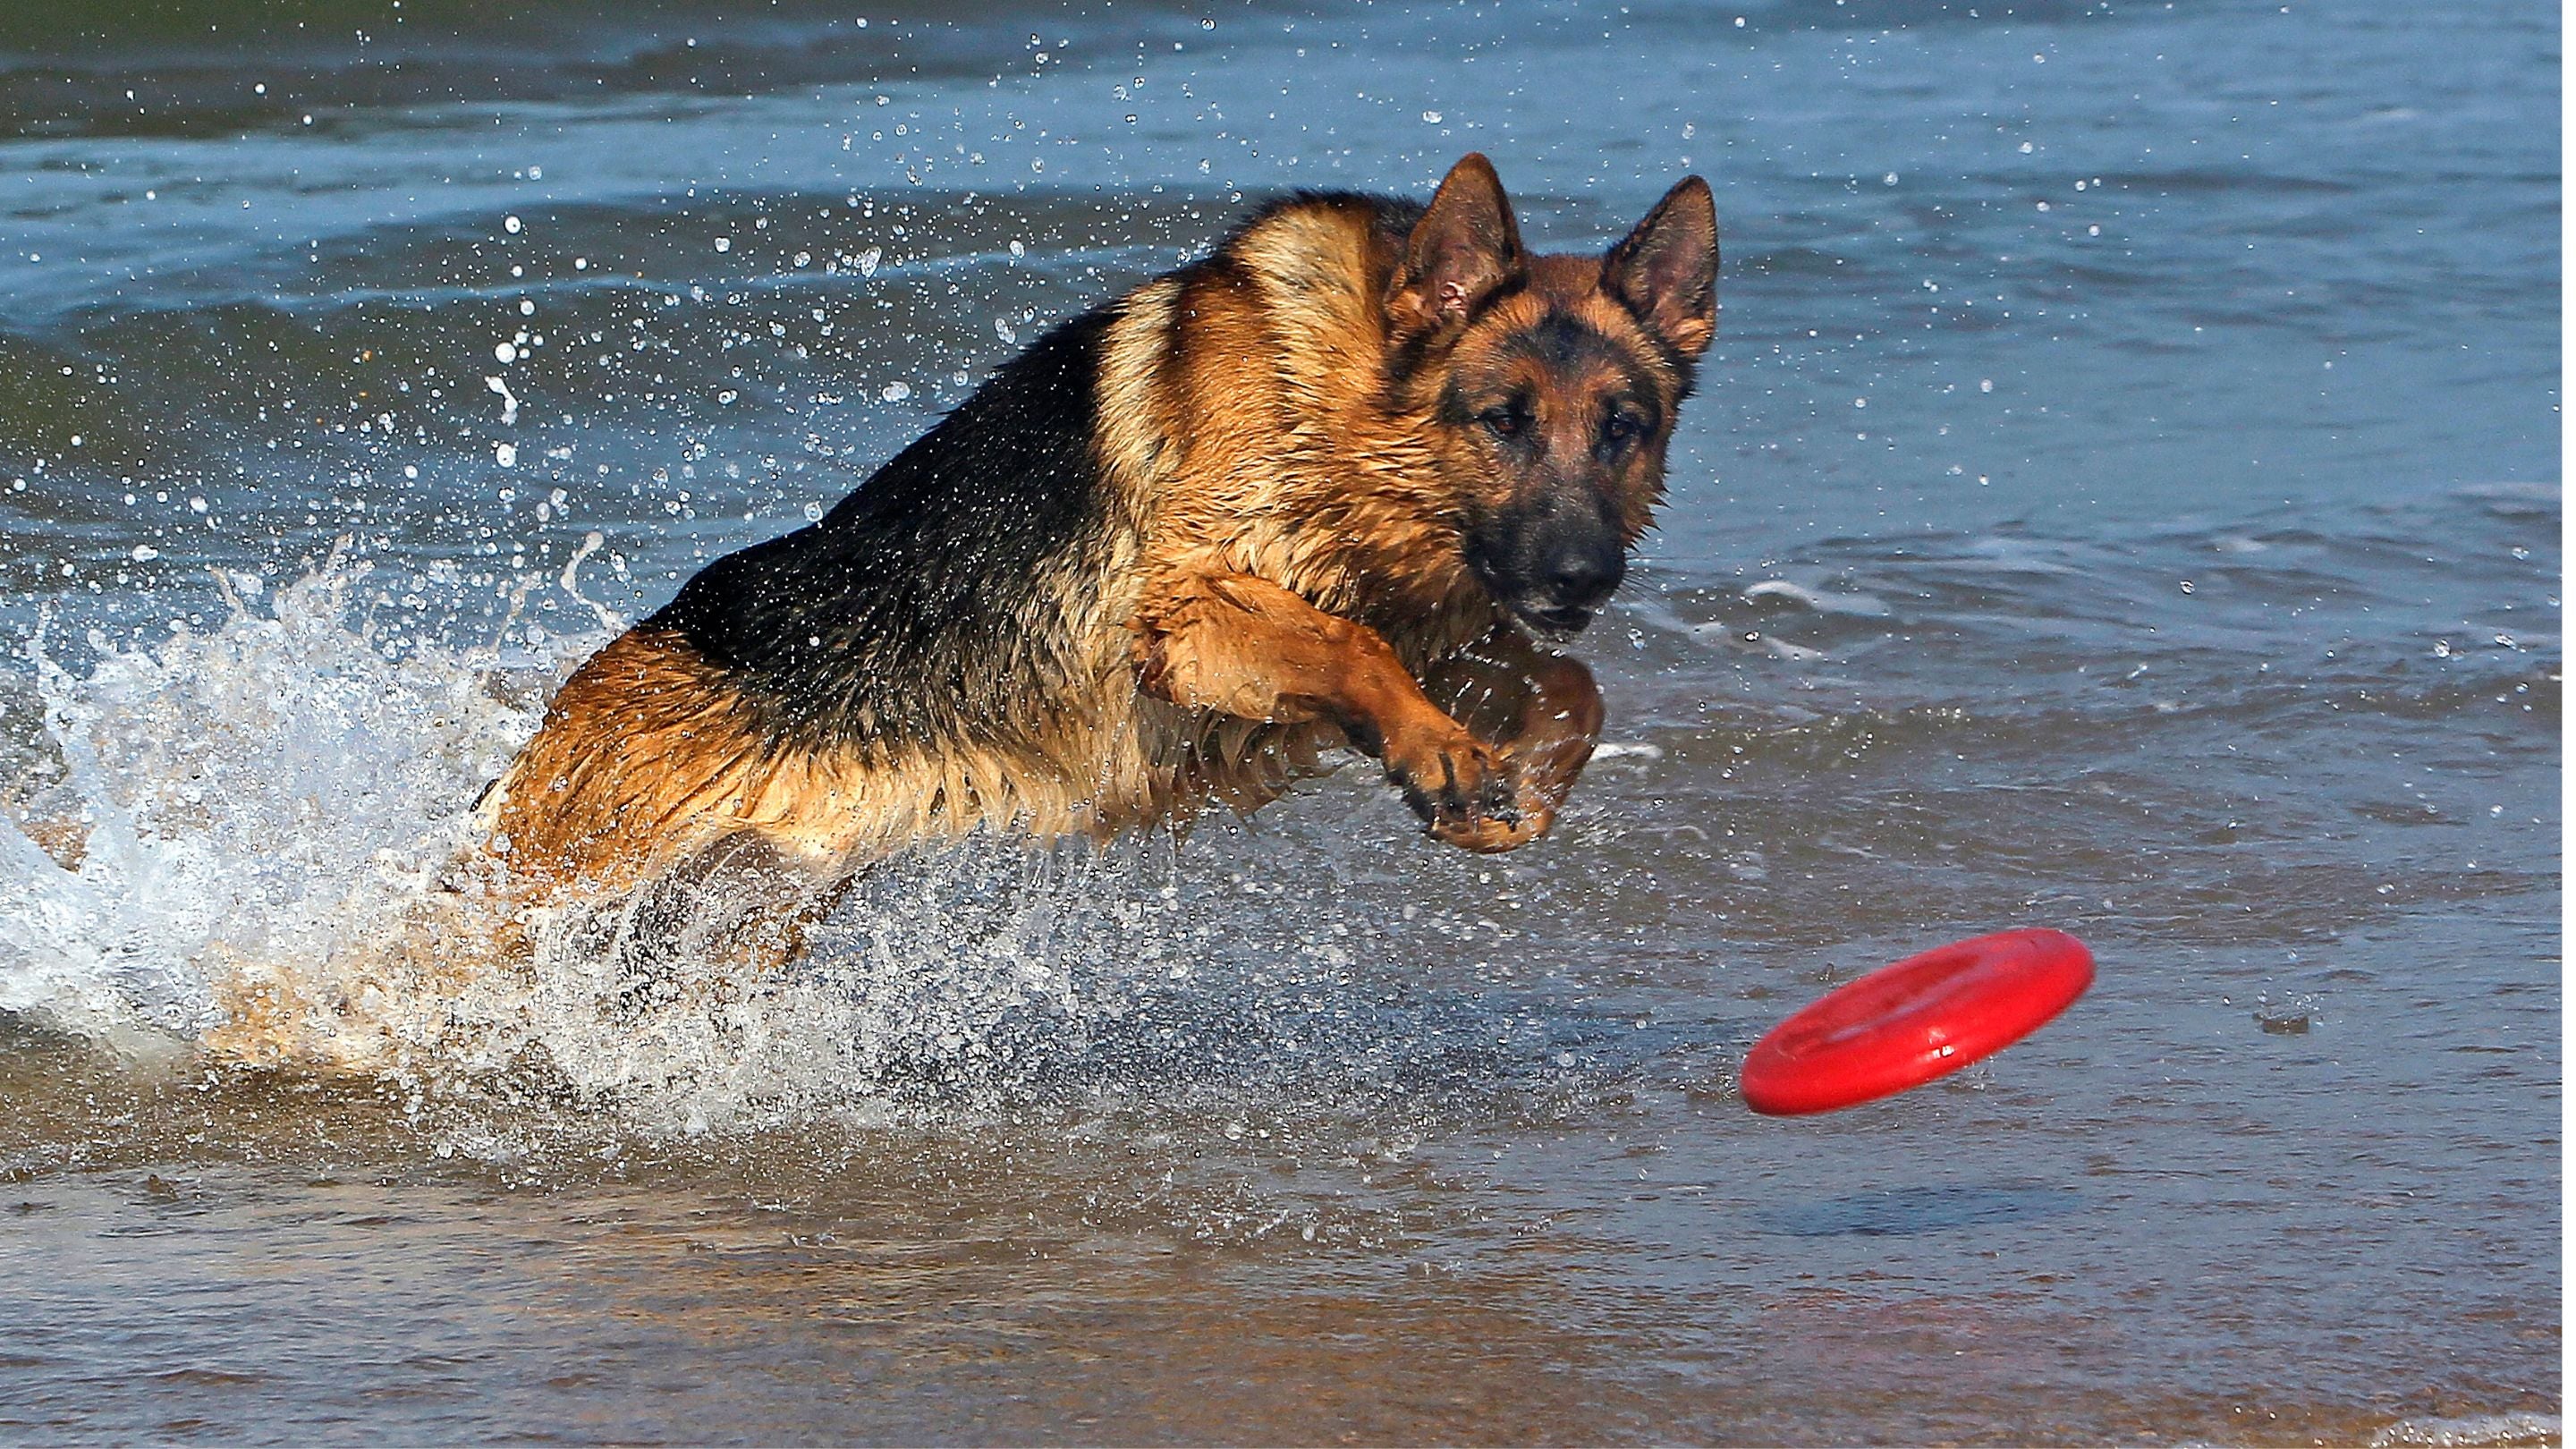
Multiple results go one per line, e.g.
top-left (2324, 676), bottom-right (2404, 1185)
top-left (1385, 726), bottom-right (1543, 853)
top-left (1436, 776), bottom-right (1555, 852)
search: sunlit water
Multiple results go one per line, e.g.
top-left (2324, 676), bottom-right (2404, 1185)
top-left (0, 2), bottom-right (2558, 1443)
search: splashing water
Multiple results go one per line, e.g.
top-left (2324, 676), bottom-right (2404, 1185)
top-left (1, 559), bottom-right (568, 1056)
top-left (0, 555), bottom-right (1399, 1138)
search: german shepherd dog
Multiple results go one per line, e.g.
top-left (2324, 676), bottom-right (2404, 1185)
top-left (476, 154), bottom-right (1717, 970)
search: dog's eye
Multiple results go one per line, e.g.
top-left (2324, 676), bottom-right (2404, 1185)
top-left (1479, 403), bottom-right (1529, 439)
top-left (1600, 409), bottom-right (1649, 448)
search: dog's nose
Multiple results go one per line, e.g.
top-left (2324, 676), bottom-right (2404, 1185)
top-left (1541, 533), bottom-right (1624, 610)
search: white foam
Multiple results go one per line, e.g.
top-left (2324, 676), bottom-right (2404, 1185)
top-left (2368, 1412), bottom-right (2561, 1447)
top-left (1588, 741), bottom-right (1663, 760)
top-left (1741, 577), bottom-right (1894, 617)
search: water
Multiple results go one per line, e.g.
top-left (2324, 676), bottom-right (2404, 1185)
top-left (0, 1), bottom-right (2558, 1442)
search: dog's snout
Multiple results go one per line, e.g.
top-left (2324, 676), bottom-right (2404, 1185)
top-left (1464, 498), bottom-right (1628, 635)
top-left (1540, 530), bottom-right (1624, 610)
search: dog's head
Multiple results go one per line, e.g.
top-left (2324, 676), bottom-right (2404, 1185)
top-left (1387, 153), bottom-right (1717, 637)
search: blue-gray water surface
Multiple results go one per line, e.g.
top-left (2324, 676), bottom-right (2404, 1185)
top-left (0, 2), bottom-right (2558, 1443)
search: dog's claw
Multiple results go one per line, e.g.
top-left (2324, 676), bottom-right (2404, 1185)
top-left (1387, 727), bottom-right (1547, 852)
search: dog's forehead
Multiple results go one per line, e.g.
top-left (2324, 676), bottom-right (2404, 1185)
top-left (1466, 271), bottom-right (1668, 398)
top-left (1525, 252), bottom-right (1609, 303)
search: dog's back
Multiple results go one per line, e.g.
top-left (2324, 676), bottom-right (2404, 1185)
top-left (648, 309), bottom-right (1131, 761)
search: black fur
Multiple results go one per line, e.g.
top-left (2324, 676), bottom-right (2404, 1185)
top-left (647, 307), bottom-right (1119, 758)
top-left (646, 195), bottom-right (1428, 763)
top-left (1240, 188), bottom-right (1424, 245)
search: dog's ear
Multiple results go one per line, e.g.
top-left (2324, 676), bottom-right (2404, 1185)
top-left (1387, 153), bottom-right (1526, 339)
top-left (1602, 175), bottom-right (1718, 358)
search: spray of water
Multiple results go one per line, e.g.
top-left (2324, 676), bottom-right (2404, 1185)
top-left (2, 560), bottom-right (545, 1046)
top-left (0, 555), bottom-right (1426, 1138)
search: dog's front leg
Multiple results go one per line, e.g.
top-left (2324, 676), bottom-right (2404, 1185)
top-left (1134, 572), bottom-right (1529, 851)
top-left (1423, 627), bottom-right (1606, 846)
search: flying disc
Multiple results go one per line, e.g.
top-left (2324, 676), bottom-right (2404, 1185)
top-left (1740, 928), bottom-right (2094, 1115)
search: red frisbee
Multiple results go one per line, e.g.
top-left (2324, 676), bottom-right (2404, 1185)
top-left (1741, 928), bottom-right (2094, 1115)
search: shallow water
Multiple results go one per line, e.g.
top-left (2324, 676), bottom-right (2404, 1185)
top-left (0, 1), bottom-right (2559, 1443)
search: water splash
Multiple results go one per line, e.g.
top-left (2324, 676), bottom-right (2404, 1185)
top-left (0, 556), bottom-right (1428, 1138)
top-left (0, 558), bottom-right (566, 1059)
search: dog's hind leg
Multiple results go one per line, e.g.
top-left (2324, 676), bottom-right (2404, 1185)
top-left (602, 829), bottom-right (859, 1009)
top-left (1134, 571), bottom-right (1535, 852)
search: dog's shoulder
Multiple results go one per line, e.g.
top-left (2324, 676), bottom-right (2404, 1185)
top-left (1206, 189), bottom-right (1419, 303)
top-left (1231, 188), bottom-right (1423, 248)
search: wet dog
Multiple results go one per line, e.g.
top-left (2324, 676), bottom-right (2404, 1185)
top-left (477, 153), bottom-right (1719, 969)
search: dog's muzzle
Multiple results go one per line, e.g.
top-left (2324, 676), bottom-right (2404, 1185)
top-left (1470, 505), bottom-right (1625, 638)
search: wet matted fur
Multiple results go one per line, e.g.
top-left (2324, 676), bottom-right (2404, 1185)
top-left (479, 152), bottom-right (1719, 963)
